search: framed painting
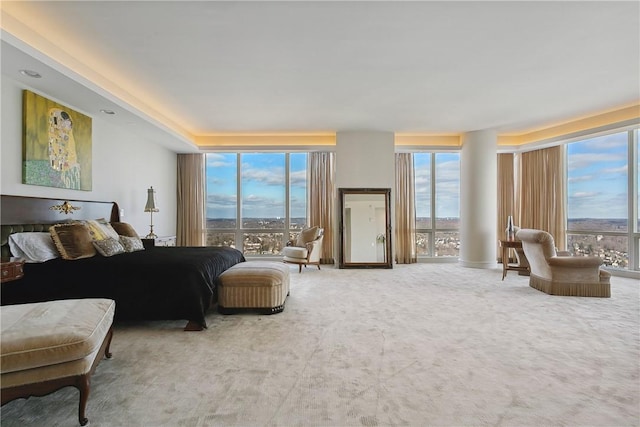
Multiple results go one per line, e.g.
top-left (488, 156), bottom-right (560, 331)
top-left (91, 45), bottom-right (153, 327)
top-left (22, 90), bottom-right (92, 190)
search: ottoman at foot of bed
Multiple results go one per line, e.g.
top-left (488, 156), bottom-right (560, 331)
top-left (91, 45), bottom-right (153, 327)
top-left (217, 261), bottom-right (290, 315)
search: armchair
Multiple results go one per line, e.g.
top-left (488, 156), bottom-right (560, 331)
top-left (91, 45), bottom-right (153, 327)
top-left (282, 227), bottom-right (324, 273)
top-left (515, 228), bottom-right (610, 297)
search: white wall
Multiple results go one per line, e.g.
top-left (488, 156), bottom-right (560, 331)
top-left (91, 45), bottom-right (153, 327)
top-left (0, 76), bottom-right (178, 238)
top-left (335, 131), bottom-right (395, 262)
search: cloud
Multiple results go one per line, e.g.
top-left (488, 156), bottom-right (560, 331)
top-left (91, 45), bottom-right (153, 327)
top-left (206, 153), bottom-right (235, 168)
top-left (435, 160), bottom-right (460, 183)
top-left (290, 169), bottom-right (307, 187)
top-left (601, 165), bottom-right (628, 175)
top-left (567, 152), bottom-right (624, 171)
top-left (240, 165), bottom-right (285, 186)
top-left (578, 133), bottom-right (629, 152)
top-left (568, 190), bottom-right (627, 218)
top-left (571, 191), bottom-right (600, 198)
top-left (206, 193), bottom-right (236, 207)
top-left (568, 175), bottom-right (594, 183)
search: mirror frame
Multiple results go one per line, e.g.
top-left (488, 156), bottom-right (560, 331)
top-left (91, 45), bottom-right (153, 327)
top-left (338, 188), bottom-right (392, 269)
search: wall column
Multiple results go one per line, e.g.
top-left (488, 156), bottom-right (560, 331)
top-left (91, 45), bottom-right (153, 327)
top-left (459, 130), bottom-right (497, 269)
top-left (335, 131), bottom-right (395, 261)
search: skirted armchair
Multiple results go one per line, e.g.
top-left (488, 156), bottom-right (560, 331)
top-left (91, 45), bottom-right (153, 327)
top-left (516, 228), bottom-right (610, 297)
top-left (282, 227), bottom-right (324, 273)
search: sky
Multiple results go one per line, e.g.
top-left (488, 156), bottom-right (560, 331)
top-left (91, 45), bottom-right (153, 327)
top-left (414, 152), bottom-right (460, 219)
top-left (206, 153), bottom-right (307, 219)
top-left (206, 151), bottom-right (461, 220)
top-left (567, 130), bottom-right (630, 219)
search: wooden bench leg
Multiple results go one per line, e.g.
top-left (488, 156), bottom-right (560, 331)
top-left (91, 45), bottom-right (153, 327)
top-left (77, 375), bottom-right (90, 426)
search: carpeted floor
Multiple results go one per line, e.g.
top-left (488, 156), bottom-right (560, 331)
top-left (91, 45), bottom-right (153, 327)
top-left (1, 263), bottom-right (639, 427)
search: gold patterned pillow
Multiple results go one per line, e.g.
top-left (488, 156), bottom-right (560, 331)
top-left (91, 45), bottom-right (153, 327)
top-left (93, 237), bottom-right (125, 257)
top-left (49, 223), bottom-right (96, 260)
top-left (120, 235), bottom-right (145, 252)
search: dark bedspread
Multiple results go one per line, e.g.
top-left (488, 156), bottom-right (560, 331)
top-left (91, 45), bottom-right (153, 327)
top-left (0, 246), bottom-right (245, 328)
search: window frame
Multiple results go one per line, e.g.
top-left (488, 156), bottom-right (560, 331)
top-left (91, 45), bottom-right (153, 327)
top-left (205, 152), bottom-right (308, 257)
top-left (564, 127), bottom-right (639, 273)
top-left (413, 151), bottom-right (461, 260)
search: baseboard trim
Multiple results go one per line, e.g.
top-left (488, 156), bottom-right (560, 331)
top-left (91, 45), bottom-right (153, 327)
top-left (459, 260), bottom-right (498, 269)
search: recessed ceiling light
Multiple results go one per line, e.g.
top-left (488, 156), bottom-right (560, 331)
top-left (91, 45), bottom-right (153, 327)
top-left (100, 109), bottom-right (116, 115)
top-left (19, 69), bottom-right (41, 78)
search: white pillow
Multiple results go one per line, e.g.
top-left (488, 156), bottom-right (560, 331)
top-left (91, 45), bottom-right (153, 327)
top-left (8, 232), bottom-right (60, 263)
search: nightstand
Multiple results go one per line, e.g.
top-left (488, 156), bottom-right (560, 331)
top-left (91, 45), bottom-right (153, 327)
top-left (142, 236), bottom-right (177, 249)
top-left (1, 257), bottom-right (25, 283)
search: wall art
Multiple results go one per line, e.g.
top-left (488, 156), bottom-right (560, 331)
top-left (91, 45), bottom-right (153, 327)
top-left (22, 90), bottom-right (92, 190)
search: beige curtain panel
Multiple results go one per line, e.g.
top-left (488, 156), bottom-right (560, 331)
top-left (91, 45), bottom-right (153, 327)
top-left (516, 145), bottom-right (566, 250)
top-left (394, 153), bottom-right (417, 264)
top-left (309, 152), bottom-right (335, 264)
top-left (176, 153), bottom-right (206, 246)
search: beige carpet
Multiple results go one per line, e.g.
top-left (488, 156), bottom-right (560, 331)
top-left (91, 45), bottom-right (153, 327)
top-left (1, 264), bottom-right (638, 427)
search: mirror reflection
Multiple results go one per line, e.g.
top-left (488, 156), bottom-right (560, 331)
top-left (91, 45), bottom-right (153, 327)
top-left (339, 188), bottom-right (392, 269)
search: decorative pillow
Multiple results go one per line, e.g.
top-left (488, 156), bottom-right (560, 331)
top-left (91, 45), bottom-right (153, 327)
top-left (8, 232), bottom-right (59, 263)
top-left (49, 223), bottom-right (96, 260)
top-left (111, 222), bottom-right (139, 238)
top-left (120, 235), bottom-right (145, 252)
top-left (93, 237), bottom-right (125, 257)
top-left (82, 219), bottom-right (110, 240)
top-left (93, 218), bottom-right (120, 240)
top-left (295, 226), bottom-right (320, 247)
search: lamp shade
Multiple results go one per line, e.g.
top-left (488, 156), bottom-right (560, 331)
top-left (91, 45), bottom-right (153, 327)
top-left (144, 187), bottom-right (159, 212)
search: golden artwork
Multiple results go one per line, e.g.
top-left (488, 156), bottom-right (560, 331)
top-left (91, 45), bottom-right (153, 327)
top-left (49, 201), bottom-right (81, 215)
top-left (22, 90), bottom-right (92, 190)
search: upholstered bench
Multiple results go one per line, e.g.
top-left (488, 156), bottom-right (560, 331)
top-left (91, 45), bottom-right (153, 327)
top-left (217, 261), bottom-right (290, 314)
top-left (1, 298), bottom-right (115, 426)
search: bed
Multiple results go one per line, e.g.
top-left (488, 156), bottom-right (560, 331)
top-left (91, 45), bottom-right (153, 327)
top-left (0, 195), bottom-right (246, 330)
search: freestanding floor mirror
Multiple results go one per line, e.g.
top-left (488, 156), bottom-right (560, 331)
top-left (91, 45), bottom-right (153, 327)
top-left (339, 188), bottom-right (392, 269)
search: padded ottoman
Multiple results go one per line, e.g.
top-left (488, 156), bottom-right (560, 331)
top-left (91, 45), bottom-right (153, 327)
top-left (217, 261), bottom-right (290, 314)
top-left (1, 298), bottom-right (115, 426)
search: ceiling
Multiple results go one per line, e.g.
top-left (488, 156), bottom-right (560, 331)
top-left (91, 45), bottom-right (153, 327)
top-left (1, 1), bottom-right (639, 152)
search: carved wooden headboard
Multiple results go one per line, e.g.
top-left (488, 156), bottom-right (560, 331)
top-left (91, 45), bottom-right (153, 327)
top-left (1, 195), bottom-right (120, 257)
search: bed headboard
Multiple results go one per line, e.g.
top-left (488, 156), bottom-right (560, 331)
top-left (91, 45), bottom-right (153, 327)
top-left (1, 195), bottom-right (120, 258)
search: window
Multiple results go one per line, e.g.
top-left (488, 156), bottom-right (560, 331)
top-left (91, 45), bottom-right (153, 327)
top-left (566, 130), bottom-right (638, 270)
top-left (414, 152), bottom-right (460, 257)
top-left (206, 153), bottom-right (308, 255)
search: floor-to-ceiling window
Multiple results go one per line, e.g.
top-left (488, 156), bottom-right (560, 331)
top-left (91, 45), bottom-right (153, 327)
top-left (414, 152), bottom-right (461, 258)
top-left (566, 128), bottom-right (639, 271)
top-left (205, 152), bottom-right (308, 255)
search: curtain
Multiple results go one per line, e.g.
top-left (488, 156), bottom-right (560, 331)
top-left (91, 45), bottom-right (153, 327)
top-left (309, 152), bottom-right (335, 264)
top-left (497, 153), bottom-right (515, 260)
top-left (176, 153), bottom-right (206, 246)
top-left (394, 153), bottom-right (417, 263)
top-left (516, 145), bottom-right (566, 250)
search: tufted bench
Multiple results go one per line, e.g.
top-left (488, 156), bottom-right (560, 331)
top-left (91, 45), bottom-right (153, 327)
top-left (1, 298), bottom-right (115, 426)
top-left (217, 261), bottom-right (290, 314)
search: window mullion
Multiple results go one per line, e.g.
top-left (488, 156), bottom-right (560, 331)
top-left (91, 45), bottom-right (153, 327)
top-left (629, 130), bottom-right (638, 270)
top-left (285, 153), bottom-right (291, 245)
top-left (236, 153), bottom-right (242, 251)
top-left (431, 153), bottom-right (437, 256)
